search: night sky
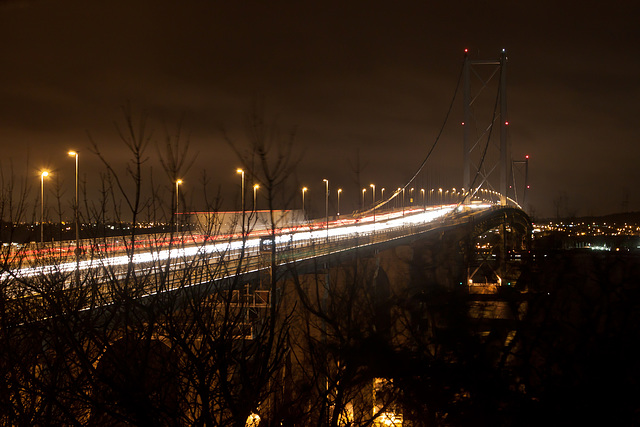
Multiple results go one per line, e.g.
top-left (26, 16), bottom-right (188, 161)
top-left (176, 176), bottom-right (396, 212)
top-left (1, 0), bottom-right (639, 219)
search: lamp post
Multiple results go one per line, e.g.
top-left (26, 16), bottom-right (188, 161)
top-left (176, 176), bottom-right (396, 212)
top-left (337, 188), bottom-right (342, 216)
top-left (402, 188), bottom-right (405, 215)
top-left (253, 184), bottom-right (259, 212)
top-left (370, 184), bottom-right (375, 222)
top-left (323, 179), bottom-right (329, 241)
top-left (361, 188), bottom-right (366, 210)
top-left (68, 150), bottom-right (80, 284)
top-left (438, 188), bottom-right (443, 205)
top-left (175, 179), bottom-right (182, 233)
top-left (302, 187), bottom-right (307, 218)
top-left (68, 151), bottom-right (79, 242)
top-left (68, 150), bottom-right (80, 254)
top-left (381, 187), bottom-right (385, 200)
top-left (421, 188), bottom-right (425, 210)
top-left (40, 171), bottom-right (49, 244)
top-left (237, 169), bottom-right (245, 232)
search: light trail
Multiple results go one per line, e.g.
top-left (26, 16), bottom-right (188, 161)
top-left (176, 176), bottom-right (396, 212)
top-left (3, 204), bottom-right (491, 282)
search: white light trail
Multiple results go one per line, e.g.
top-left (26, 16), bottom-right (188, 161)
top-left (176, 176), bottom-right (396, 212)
top-left (4, 204), bottom-right (488, 281)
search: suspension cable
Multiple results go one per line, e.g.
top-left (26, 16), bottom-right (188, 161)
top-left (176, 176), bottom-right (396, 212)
top-left (363, 57), bottom-right (466, 214)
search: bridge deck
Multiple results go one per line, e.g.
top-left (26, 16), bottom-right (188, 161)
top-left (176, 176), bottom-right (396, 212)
top-left (3, 204), bottom-right (529, 318)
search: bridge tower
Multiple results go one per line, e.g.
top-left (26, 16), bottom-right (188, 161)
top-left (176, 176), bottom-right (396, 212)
top-left (463, 49), bottom-right (509, 205)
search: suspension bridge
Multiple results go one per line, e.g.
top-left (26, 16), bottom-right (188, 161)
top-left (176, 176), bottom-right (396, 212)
top-left (3, 49), bottom-right (532, 316)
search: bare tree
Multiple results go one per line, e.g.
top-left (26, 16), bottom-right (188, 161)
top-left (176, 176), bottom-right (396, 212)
top-left (11, 105), bottom-right (638, 427)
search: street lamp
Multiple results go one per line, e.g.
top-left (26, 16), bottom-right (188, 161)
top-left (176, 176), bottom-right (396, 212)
top-left (370, 184), bottom-right (375, 222)
top-left (68, 150), bottom-right (80, 285)
top-left (361, 188), bottom-right (366, 210)
top-left (175, 179), bottom-right (182, 233)
top-left (237, 169), bottom-right (245, 232)
top-left (68, 151), bottom-right (80, 256)
top-left (438, 188), bottom-right (443, 205)
top-left (381, 187), bottom-right (385, 200)
top-left (302, 187), bottom-right (308, 218)
top-left (402, 188), bottom-right (405, 215)
top-left (253, 184), bottom-right (259, 212)
top-left (337, 188), bottom-right (342, 216)
top-left (40, 170), bottom-right (49, 244)
top-left (323, 179), bottom-right (329, 241)
top-left (421, 188), bottom-right (425, 210)
top-left (236, 169), bottom-right (245, 211)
